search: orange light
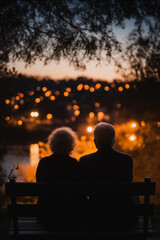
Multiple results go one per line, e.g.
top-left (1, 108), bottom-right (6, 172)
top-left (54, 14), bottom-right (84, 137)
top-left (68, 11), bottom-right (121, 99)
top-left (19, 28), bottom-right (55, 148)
top-left (87, 126), bottom-right (93, 133)
top-left (131, 122), bottom-right (137, 128)
top-left (66, 87), bottom-right (71, 92)
top-left (97, 112), bottom-right (104, 121)
top-left (19, 93), bottom-right (24, 98)
top-left (14, 104), bottom-right (19, 110)
top-left (95, 83), bottom-right (101, 89)
top-left (104, 86), bottom-right (110, 91)
top-left (20, 99), bottom-right (24, 105)
top-left (55, 91), bottom-right (60, 95)
top-left (15, 96), bottom-right (20, 101)
top-left (74, 110), bottom-right (80, 116)
top-left (30, 111), bottom-right (39, 117)
top-left (35, 98), bottom-right (40, 103)
top-left (71, 116), bottom-right (76, 122)
top-left (89, 112), bottom-right (95, 119)
top-left (129, 135), bottom-right (136, 141)
top-left (42, 87), bottom-right (47, 92)
top-left (29, 91), bottom-right (34, 96)
top-left (5, 99), bottom-right (10, 104)
top-left (18, 120), bottom-right (23, 126)
top-left (111, 83), bottom-right (115, 88)
top-left (157, 122), bottom-right (160, 127)
top-left (73, 105), bottom-right (79, 110)
top-left (50, 96), bottom-right (55, 101)
top-left (125, 83), bottom-right (130, 89)
top-left (46, 113), bottom-right (53, 120)
top-left (95, 102), bottom-right (100, 108)
top-left (81, 135), bottom-right (87, 141)
top-left (141, 121), bottom-right (146, 127)
top-left (5, 116), bottom-right (10, 121)
top-left (77, 84), bottom-right (83, 91)
top-left (64, 91), bottom-right (69, 97)
top-left (117, 103), bottom-right (121, 108)
top-left (90, 87), bottom-right (95, 92)
top-left (118, 86), bottom-right (123, 92)
top-left (84, 84), bottom-right (89, 90)
top-left (45, 91), bottom-right (52, 97)
top-left (36, 86), bottom-right (41, 91)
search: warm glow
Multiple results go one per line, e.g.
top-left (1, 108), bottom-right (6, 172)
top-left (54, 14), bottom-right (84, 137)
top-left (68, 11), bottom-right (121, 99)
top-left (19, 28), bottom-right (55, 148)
top-left (141, 121), bottom-right (146, 127)
top-left (81, 135), bottom-right (87, 141)
top-left (19, 93), bottom-right (24, 98)
top-left (15, 96), bottom-right (20, 101)
top-left (117, 103), bottom-right (121, 108)
top-left (45, 90), bottom-right (52, 97)
top-left (131, 122), bottom-right (137, 128)
top-left (36, 86), bottom-right (41, 91)
top-left (14, 104), bottom-right (19, 110)
top-left (118, 86), bottom-right (123, 92)
top-left (66, 87), bottom-right (71, 92)
top-left (30, 111), bottom-right (39, 117)
top-left (104, 86), bottom-right (110, 91)
top-left (97, 112), bottom-right (104, 121)
top-left (50, 95), bottom-right (55, 101)
top-left (30, 144), bottom-right (39, 166)
top-left (18, 120), bottom-right (23, 125)
top-left (129, 135), bottom-right (136, 141)
top-left (87, 126), bottom-right (93, 133)
top-left (5, 116), bottom-right (10, 121)
top-left (90, 87), bottom-right (95, 92)
top-left (73, 105), bottom-right (79, 110)
top-left (77, 84), bottom-right (83, 91)
top-left (95, 102), bottom-right (100, 108)
top-left (95, 83), bottom-right (101, 89)
top-left (74, 110), bottom-right (80, 116)
top-left (29, 91), bottom-right (34, 96)
top-left (35, 98), bottom-right (40, 103)
top-left (5, 99), bottom-right (10, 104)
top-left (84, 84), bottom-right (89, 90)
top-left (42, 87), bottom-right (47, 92)
top-left (125, 83), bottom-right (130, 89)
top-left (55, 90), bottom-right (60, 95)
top-left (20, 99), bottom-right (24, 105)
top-left (67, 105), bottom-right (72, 110)
top-left (71, 116), bottom-right (76, 122)
top-left (89, 112), bottom-right (95, 119)
top-left (64, 91), bottom-right (69, 97)
top-left (46, 113), bottom-right (53, 120)
top-left (157, 122), bottom-right (160, 127)
top-left (40, 96), bottom-right (44, 100)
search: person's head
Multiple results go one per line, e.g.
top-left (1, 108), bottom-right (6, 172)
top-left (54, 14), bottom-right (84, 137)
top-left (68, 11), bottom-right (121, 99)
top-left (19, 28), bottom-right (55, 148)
top-left (93, 122), bottom-right (115, 149)
top-left (48, 127), bottom-right (78, 155)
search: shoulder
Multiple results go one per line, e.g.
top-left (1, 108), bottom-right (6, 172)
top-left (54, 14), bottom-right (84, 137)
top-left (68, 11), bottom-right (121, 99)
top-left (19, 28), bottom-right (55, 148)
top-left (79, 152), bottom-right (97, 164)
top-left (113, 150), bottom-right (133, 164)
top-left (69, 156), bottom-right (79, 165)
top-left (38, 154), bottom-right (54, 166)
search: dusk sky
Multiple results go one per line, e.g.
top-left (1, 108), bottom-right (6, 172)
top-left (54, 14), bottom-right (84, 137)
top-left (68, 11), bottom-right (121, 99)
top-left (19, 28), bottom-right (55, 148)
top-left (10, 20), bottom-right (133, 81)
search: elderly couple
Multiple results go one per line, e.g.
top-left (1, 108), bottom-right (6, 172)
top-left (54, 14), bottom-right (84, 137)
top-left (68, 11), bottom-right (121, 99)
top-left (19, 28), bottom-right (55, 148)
top-left (36, 122), bottom-right (135, 230)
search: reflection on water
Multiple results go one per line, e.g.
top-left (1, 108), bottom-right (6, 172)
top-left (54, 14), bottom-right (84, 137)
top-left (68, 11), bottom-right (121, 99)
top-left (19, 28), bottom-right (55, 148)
top-left (2, 144), bottom-right (40, 182)
top-left (30, 144), bottom-right (39, 166)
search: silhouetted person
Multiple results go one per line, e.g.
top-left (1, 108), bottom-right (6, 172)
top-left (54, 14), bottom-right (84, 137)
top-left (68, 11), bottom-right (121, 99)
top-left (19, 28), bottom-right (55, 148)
top-left (36, 127), bottom-right (80, 230)
top-left (79, 122), bottom-right (138, 230)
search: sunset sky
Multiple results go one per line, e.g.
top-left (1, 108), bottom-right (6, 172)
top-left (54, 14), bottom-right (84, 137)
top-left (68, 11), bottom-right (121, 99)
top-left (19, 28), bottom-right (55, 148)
top-left (10, 20), bottom-right (133, 82)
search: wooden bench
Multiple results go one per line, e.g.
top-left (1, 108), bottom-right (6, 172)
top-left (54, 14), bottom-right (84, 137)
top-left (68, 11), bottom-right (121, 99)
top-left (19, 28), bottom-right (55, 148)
top-left (5, 177), bottom-right (156, 240)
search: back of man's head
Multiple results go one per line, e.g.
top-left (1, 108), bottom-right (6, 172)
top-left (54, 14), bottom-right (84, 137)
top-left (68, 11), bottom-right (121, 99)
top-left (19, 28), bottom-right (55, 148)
top-left (94, 122), bottom-right (115, 149)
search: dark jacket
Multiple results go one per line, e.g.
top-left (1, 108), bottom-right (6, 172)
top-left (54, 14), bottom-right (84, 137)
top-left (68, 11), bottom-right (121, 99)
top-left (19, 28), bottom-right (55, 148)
top-left (79, 148), bottom-right (133, 182)
top-left (79, 148), bottom-right (136, 230)
top-left (36, 154), bottom-right (80, 230)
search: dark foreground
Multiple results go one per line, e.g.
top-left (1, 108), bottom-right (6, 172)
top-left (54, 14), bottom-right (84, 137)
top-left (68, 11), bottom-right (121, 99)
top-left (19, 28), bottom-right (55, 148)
top-left (0, 205), bottom-right (160, 240)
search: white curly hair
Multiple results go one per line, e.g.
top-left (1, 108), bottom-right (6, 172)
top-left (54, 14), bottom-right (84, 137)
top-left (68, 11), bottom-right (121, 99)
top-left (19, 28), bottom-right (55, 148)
top-left (48, 127), bottom-right (78, 155)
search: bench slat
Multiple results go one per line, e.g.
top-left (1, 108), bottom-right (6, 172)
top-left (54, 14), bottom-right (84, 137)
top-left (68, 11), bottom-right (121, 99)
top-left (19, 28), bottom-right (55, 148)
top-left (5, 182), bottom-right (156, 196)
